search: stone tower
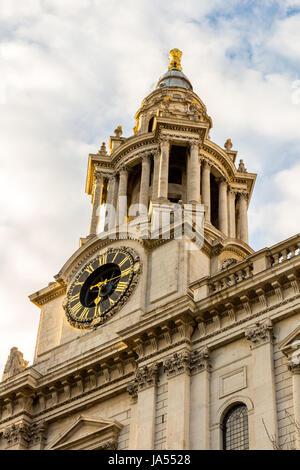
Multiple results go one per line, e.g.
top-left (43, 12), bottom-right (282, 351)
top-left (0, 49), bottom-right (300, 451)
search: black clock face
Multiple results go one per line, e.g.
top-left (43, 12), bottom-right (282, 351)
top-left (65, 249), bottom-right (135, 328)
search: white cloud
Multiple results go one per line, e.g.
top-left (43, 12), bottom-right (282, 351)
top-left (249, 162), bottom-right (300, 246)
top-left (267, 14), bottom-right (300, 59)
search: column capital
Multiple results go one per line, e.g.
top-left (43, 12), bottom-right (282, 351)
top-left (3, 422), bottom-right (31, 449)
top-left (108, 173), bottom-right (117, 182)
top-left (141, 153), bottom-right (151, 164)
top-left (190, 347), bottom-right (211, 373)
top-left (239, 191), bottom-right (249, 201)
top-left (203, 159), bottom-right (212, 169)
top-left (164, 351), bottom-right (191, 377)
top-left (127, 363), bottom-right (159, 397)
top-left (159, 135), bottom-right (170, 146)
top-left (190, 139), bottom-right (200, 150)
top-left (119, 165), bottom-right (129, 175)
top-left (93, 169), bottom-right (104, 182)
top-left (216, 176), bottom-right (228, 186)
top-left (245, 318), bottom-right (274, 349)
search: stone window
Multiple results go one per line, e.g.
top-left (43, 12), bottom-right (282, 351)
top-left (222, 404), bottom-right (249, 450)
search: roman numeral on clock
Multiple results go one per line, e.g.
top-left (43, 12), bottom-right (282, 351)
top-left (71, 301), bottom-right (82, 317)
top-left (115, 281), bottom-right (128, 292)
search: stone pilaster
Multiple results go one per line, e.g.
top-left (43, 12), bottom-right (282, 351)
top-left (190, 347), bottom-right (211, 449)
top-left (288, 353), bottom-right (300, 449)
top-left (163, 351), bottom-right (191, 449)
top-left (128, 363), bottom-right (159, 450)
top-left (245, 318), bottom-right (278, 449)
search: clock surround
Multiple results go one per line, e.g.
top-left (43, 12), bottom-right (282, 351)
top-left (63, 247), bottom-right (141, 329)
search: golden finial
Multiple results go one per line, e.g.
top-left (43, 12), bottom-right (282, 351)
top-left (168, 48), bottom-right (183, 71)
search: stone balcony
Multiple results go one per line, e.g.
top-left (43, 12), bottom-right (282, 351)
top-left (189, 233), bottom-right (300, 339)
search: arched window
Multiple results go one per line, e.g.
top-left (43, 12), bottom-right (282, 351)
top-left (148, 117), bottom-right (154, 132)
top-left (223, 404), bottom-right (249, 450)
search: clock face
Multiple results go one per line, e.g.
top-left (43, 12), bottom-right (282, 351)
top-left (64, 248), bottom-right (139, 329)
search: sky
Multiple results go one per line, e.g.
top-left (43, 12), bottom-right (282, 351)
top-left (1, 0), bottom-right (300, 376)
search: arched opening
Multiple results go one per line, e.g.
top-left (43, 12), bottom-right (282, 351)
top-left (222, 403), bottom-right (249, 450)
top-left (169, 167), bottom-right (182, 185)
top-left (148, 117), bottom-right (154, 132)
top-left (210, 173), bottom-right (219, 229)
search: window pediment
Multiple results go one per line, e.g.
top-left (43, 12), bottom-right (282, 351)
top-left (278, 325), bottom-right (300, 358)
top-left (45, 415), bottom-right (123, 450)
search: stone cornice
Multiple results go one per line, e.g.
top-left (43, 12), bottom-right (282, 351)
top-left (29, 283), bottom-right (66, 308)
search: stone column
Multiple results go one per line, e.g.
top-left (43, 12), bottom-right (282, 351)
top-left (105, 174), bottom-right (117, 229)
top-left (218, 178), bottom-right (228, 235)
top-left (239, 192), bottom-right (249, 244)
top-left (117, 167), bottom-right (129, 226)
top-left (228, 189), bottom-right (236, 238)
top-left (189, 140), bottom-right (201, 203)
top-left (157, 137), bottom-right (170, 201)
top-left (190, 348), bottom-right (211, 449)
top-left (245, 319), bottom-right (278, 450)
top-left (89, 171), bottom-right (104, 235)
top-left (139, 154), bottom-right (151, 214)
top-left (128, 363), bottom-right (159, 450)
top-left (202, 161), bottom-right (211, 223)
top-left (152, 151), bottom-right (160, 201)
top-left (289, 358), bottom-right (300, 449)
top-left (164, 351), bottom-right (191, 449)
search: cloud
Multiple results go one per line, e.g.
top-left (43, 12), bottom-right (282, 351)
top-left (1, 1), bottom-right (300, 376)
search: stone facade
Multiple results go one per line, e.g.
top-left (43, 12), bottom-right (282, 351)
top-left (0, 49), bottom-right (299, 450)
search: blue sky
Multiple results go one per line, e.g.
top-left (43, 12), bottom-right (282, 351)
top-left (1, 0), bottom-right (300, 374)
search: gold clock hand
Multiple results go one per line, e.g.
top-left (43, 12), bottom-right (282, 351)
top-left (90, 279), bottom-right (107, 290)
top-left (90, 274), bottom-right (121, 290)
top-left (94, 291), bottom-right (102, 306)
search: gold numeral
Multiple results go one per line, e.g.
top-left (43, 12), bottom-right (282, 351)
top-left (70, 292), bottom-right (80, 303)
top-left (111, 252), bottom-right (118, 263)
top-left (71, 302), bottom-right (82, 316)
top-left (95, 305), bottom-right (103, 317)
top-left (115, 281), bottom-right (128, 292)
top-left (99, 253), bottom-right (107, 266)
top-left (85, 265), bottom-right (94, 275)
top-left (118, 256), bottom-right (129, 267)
top-left (78, 308), bottom-right (89, 321)
top-left (121, 267), bottom-right (132, 277)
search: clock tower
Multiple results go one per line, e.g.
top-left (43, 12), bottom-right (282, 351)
top-left (1, 49), bottom-right (300, 451)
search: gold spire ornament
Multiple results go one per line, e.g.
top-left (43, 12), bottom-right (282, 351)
top-left (168, 48), bottom-right (183, 71)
